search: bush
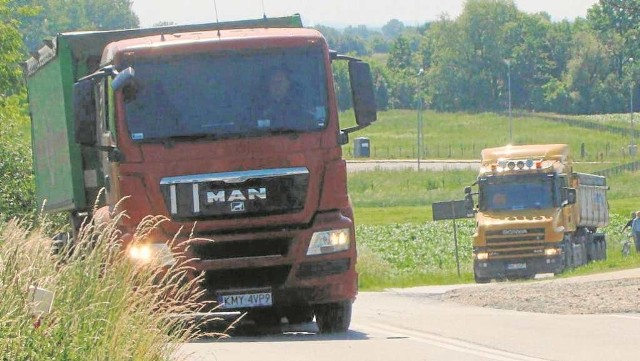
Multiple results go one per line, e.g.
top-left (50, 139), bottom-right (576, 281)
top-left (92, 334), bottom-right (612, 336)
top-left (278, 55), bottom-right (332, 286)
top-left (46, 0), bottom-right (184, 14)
top-left (0, 94), bottom-right (35, 224)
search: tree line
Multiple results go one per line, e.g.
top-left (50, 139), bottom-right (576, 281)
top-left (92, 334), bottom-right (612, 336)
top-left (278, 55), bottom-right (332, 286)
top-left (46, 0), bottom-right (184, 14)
top-left (0, 0), bottom-right (138, 222)
top-left (324, 0), bottom-right (640, 115)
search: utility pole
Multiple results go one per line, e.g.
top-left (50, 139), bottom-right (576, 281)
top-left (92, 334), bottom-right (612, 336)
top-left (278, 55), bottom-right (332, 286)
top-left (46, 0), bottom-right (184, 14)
top-left (505, 59), bottom-right (512, 144)
top-left (417, 68), bottom-right (424, 170)
top-left (627, 58), bottom-right (636, 156)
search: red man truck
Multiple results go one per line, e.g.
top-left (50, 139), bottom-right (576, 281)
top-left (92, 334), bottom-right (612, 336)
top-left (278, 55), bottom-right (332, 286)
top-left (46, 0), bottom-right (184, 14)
top-left (24, 15), bottom-right (377, 333)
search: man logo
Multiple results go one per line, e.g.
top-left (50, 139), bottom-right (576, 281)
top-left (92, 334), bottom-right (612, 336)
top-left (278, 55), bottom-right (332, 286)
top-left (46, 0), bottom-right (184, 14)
top-left (207, 187), bottom-right (267, 203)
top-left (231, 202), bottom-right (245, 212)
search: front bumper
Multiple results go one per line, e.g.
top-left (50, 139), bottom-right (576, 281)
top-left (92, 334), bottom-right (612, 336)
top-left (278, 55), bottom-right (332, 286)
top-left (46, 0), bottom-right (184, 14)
top-left (155, 211), bottom-right (358, 311)
top-left (474, 254), bottom-right (564, 279)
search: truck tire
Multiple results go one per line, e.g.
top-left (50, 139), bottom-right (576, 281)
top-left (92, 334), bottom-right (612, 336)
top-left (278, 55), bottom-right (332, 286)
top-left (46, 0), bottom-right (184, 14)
top-left (474, 272), bottom-right (490, 284)
top-left (51, 232), bottom-right (76, 263)
top-left (284, 305), bottom-right (314, 324)
top-left (563, 241), bottom-right (573, 270)
top-left (314, 301), bottom-right (352, 334)
top-left (595, 239), bottom-right (604, 261)
top-left (587, 241), bottom-right (596, 262)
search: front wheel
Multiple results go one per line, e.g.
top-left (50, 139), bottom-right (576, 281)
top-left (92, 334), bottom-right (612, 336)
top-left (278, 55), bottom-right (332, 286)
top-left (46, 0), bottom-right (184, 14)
top-left (474, 271), bottom-right (491, 284)
top-left (314, 301), bottom-right (352, 334)
top-left (563, 241), bottom-right (574, 270)
top-left (284, 305), bottom-right (314, 325)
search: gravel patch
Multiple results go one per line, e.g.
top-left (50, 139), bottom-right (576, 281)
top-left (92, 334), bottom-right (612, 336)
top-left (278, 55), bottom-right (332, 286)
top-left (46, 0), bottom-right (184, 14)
top-left (442, 271), bottom-right (640, 314)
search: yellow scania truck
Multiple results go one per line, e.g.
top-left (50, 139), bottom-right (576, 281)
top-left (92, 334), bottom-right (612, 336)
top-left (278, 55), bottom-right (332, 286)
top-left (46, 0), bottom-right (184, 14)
top-left (464, 144), bottom-right (608, 283)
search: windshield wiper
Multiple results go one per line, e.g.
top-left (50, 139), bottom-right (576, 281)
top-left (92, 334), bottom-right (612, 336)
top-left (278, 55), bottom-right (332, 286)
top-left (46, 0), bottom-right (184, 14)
top-left (269, 127), bottom-right (301, 134)
top-left (159, 133), bottom-right (220, 148)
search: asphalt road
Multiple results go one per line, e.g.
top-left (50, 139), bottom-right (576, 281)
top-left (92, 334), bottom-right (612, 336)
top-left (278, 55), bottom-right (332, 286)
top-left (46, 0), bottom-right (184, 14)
top-left (177, 269), bottom-right (640, 361)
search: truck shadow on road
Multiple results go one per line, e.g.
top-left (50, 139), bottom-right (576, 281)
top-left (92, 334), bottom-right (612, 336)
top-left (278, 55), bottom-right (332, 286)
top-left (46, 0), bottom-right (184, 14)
top-left (190, 320), bottom-right (369, 343)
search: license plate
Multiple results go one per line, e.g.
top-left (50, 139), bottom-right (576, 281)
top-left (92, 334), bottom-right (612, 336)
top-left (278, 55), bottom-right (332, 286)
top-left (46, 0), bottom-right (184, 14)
top-left (218, 292), bottom-right (272, 309)
top-left (507, 263), bottom-right (527, 270)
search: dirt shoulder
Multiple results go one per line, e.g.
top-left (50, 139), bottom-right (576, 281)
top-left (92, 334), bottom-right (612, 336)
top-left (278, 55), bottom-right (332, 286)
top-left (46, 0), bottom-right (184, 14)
top-left (441, 268), bottom-right (640, 314)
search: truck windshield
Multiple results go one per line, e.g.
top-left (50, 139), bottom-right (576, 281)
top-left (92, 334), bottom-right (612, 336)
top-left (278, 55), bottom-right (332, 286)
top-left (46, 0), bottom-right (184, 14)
top-left (479, 174), bottom-right (555, 212)
top-left (122, 46), bottom-right (328, 142)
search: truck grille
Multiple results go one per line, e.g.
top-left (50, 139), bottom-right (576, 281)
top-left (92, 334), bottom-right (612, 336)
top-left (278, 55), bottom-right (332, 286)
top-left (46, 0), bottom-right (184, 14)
top-left (189, 237), bottom-right (291, 260)
top-left (201, 266), bottom-right (291, 290)
top-left (297, 259), bottom-right (350, 279)
top-left (160, 167), bottom-right (309, 220)
top-left (485, 228), bottom-right (547, 258)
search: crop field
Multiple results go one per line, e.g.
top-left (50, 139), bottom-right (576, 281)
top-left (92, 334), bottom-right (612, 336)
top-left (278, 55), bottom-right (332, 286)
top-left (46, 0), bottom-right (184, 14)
top-left (356, 221), bottom-right (475, 289)
top-left (355, 213), bottom-right (640, 290)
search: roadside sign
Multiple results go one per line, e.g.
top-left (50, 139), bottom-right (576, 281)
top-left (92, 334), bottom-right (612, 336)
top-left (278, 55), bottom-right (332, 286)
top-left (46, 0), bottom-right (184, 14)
top-left (432, 199), bottom-right (475, 278)
top-left (432, 200), bottom-right (474, 221)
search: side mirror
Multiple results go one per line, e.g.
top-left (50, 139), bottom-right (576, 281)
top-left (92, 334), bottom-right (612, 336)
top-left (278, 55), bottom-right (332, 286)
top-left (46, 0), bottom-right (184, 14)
top-left (73, 78), bottom-right (97, 146)
top-left (464, 186), bottom-right (474, 211)
top-left (348, 61), bottom-right (377, 126)
top-left (112, 67), bottom-right (135, 92)
top-left (563, 188), bottom-right (577, 206)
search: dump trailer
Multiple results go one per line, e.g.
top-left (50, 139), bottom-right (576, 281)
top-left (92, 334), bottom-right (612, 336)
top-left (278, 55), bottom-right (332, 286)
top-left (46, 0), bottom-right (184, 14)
top-left (464, 144), bottom-right (608, 283)
top-left (23, 15), bottom-right (377, 333)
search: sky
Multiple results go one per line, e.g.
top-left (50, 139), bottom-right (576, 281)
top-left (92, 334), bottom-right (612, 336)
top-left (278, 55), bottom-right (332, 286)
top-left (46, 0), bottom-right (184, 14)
top-left (130, 0), bottom-right (600, 28)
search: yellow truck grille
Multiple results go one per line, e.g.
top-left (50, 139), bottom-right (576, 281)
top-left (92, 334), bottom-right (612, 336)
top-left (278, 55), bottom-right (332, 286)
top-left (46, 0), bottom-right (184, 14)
top-left (484, 228), bottom-right (547, 258)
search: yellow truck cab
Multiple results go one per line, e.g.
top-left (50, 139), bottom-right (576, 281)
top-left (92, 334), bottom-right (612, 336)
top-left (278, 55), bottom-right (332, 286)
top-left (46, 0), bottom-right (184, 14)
top-left (465, 144), bottom-right (608, 283)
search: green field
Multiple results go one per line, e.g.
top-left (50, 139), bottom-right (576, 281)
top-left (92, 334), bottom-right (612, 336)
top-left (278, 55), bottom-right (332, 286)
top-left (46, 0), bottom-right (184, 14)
top-left (346, 109), bottom-right (640, 290)
top-left (341, 110), bottom-right (636, 162)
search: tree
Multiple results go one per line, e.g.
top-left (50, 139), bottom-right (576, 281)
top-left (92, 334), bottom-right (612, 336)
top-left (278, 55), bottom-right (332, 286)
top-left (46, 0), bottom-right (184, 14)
top-left (422, 18), bottom-right (469, 111)
top-left (338, 34), bottom-right (370, 56)
top-left (314, 25), bottom-right (342, 49)
top-left (14, 0), bottom-right (140, 51)
top-left (331, 61), bottom-right (352, 112)
top-left (0, 0), bottom-right (35, 222)
top-left (0, 96), bottom-right (34, 223)
top-left (507, 13), bottom-right (556, 110)
top-left (343, 25), bottom-right (374, 40)
top-left (381, 19), bottom-right (405, 39)
top-left (386, 36), bottom-right (413, 71)
top-left (564, 31), bottom-right (612, 113)
top-left (587, 0), bottom-right (640, 83)
top-left (0, 0), bottom-right (28, 96)
top-left (422, 0), bottom-right (520, 111)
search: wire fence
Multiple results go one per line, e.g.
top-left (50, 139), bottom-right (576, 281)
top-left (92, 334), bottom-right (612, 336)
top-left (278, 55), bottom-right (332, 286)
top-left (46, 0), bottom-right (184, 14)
top-left (516, 112), bottom-right (637, 139)
top-left (593, 160), bottom-right (640, 177)
top-left (344, 142), bottom-right (637, 162)
top-left (345, 143), bottom-right (490, 159)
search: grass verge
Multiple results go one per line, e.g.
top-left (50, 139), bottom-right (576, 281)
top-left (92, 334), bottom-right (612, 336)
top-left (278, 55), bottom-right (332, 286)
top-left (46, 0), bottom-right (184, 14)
top-left (0, 213), bottom-right (221, 360)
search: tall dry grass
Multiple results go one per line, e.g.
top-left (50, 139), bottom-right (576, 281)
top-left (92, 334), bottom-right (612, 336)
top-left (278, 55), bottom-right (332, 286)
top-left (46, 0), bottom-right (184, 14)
top-left (0, 210), bottom-right (223, 361)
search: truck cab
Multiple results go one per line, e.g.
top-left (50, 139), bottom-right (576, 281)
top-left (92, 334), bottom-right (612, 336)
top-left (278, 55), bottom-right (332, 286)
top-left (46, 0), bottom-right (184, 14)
top-left (465, 144), bottom-right (608, 283)
top-left (24, 15), bottom-right (377, 333)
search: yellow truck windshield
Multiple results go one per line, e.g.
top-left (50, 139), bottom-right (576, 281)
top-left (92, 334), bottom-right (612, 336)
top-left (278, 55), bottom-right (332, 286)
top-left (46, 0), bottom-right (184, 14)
top-left (479, 174), bottom-right (555, 212)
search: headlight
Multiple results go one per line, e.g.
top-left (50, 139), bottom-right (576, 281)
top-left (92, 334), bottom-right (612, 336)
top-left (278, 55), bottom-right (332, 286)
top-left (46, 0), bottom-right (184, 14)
top-left (544, 248), bottom-right (560, 256)
top-left (306, 228), bottom-right (350, 256)
top-left (475, 252), bottom-right (489, 260)
top-left (128, 243), bottom-right (176, 267)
